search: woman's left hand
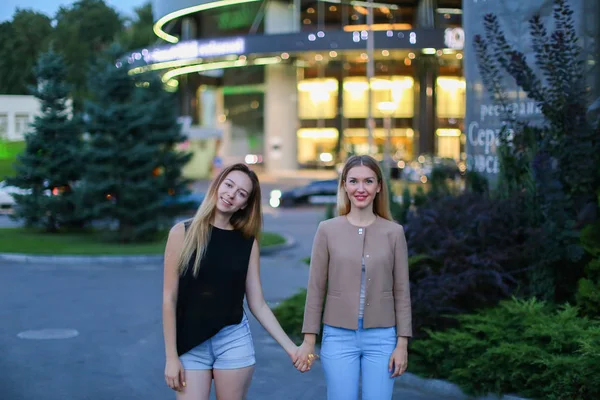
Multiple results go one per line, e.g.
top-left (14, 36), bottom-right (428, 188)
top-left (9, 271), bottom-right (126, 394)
top-left (388, 345), bottom-right (408, 378)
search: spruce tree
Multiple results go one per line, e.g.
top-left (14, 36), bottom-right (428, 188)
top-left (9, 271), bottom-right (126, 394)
top-left (138, 74), bottom-right (193, 219)
top-left (81, 46), bottom-right (191, 242)
top-left (7, 49), bottom-right (83, 231)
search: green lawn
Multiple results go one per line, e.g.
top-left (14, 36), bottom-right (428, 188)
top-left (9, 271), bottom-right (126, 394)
top-left (0, 228), bottom-right (285, 255)
top-left (0, 141), bottom-right (25, 180)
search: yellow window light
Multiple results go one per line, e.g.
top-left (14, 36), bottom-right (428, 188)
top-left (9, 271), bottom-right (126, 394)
top-left (436, 77), bottom-right (466, 90)
top-left (436, 129), bottom-right (462, 137)
top-left (297, 128), bottom-right (339, 139)
top-left (297, 79), bottom-right (338, 92)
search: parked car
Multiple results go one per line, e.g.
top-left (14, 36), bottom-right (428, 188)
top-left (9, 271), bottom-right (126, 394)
top-left (396, 155), bottom-right (462, 183)
top-left (270, 179), bottom-right (338, 208)
top-left (0, 181), bottom-right (28, 215)
top-left (163, 191), bottom-right (205, 213)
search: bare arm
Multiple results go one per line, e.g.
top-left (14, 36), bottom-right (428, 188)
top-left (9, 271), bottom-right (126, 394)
top-left (245, 239), bottom-right (298, 359)
top-left (162, 223), bottom-right (185, 361)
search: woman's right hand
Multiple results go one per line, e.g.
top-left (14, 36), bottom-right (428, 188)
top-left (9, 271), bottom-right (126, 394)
top-left (294, 338), bottom-right (317, 373)
top-left (165, 357), bottom-right (186, 391)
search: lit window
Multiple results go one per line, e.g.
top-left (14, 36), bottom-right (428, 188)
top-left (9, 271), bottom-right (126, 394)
top-left (297, 128), bottom-right (339, 165)
top-left (343, 76), bottom-right (414, 118)
top-left (297, 79), bottom-right (338, 119)
top-left (436, 77), bottom-right (466, 118)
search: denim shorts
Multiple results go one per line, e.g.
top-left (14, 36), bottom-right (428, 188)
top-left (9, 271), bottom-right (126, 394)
top-left (179, 313), bottom-right (255, 370)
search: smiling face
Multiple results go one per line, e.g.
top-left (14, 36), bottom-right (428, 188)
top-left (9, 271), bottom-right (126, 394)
top-left (215, 170), bottom-right (254, 215)
top-left (343, 165), bottom-right (381, 211)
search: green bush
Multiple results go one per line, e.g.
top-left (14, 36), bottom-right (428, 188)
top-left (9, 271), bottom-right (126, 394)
top-left (409, 298), bottom-right (600, 400)
top-left (324, 203), bottom-right (335, 220)
top-left (576, 198), bottom-right (600, 317)
top-left (272, 289), bottom-right (311, 342)
top-left (391, 186), bottom-right (411, 224)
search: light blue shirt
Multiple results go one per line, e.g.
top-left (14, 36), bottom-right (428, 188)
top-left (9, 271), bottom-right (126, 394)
top-left (358, 256), bottom-right (366, 318)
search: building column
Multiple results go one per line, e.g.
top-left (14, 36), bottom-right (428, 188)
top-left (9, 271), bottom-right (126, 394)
top-left (413, 55), bottom-right (438, 156)
top-left (180, 17), bottom-right (197, 120)
top-left (263, 0), bottom-right (299, 173)
top-left (334, 61), bottom-right (345, 163)
top-left (264, 64), bottom-right (298, 172)
top-left (7, 112), bottom-right (16, 141)
top-left (413, 0), bottom-right (438, 156)
top-left (265, 0), bottom-right (298, 34)
top-left (416, 0), bottom-right (437, 29)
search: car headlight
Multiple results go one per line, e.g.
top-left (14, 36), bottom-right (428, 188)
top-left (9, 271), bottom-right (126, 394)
top-left (269, 190), bottom-right (282, 208)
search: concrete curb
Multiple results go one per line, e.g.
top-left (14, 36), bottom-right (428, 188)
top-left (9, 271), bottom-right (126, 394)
top-left (396, 372), bottom-right (530, 400)
top-left (259, 233), bottom-right (296, 256)
top-left (0, 253), bottom-right (164, 264)
top-left (0, 233), bottom-right (296, 264)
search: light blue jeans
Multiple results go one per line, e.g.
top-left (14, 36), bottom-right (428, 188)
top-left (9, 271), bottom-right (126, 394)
top-left (320, 319), bottom-right (397, 400)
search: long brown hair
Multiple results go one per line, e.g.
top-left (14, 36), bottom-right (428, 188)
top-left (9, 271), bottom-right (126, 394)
top-left (337, 155), bottom-right (392, 221)
top-left (178, 163), bottom-right (262, 276)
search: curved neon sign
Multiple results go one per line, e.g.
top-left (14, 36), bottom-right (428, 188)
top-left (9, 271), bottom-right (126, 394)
top-left (154, 0), bottom-right (261, 43)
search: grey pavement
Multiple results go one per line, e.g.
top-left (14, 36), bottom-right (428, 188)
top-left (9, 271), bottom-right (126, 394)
top-left (0, 209), bottom-right (458, 400)
top-left (0, 214), bottom-right (19, 228)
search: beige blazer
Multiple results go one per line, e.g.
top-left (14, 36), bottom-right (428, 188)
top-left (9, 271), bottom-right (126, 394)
top-left (302, 215), bottom-right (412, 337)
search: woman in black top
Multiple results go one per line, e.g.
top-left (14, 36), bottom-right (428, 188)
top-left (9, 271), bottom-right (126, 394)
top-left (162, 163), bottom-right (301, 399)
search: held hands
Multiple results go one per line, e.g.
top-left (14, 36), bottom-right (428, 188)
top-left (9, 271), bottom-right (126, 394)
top-left (293, 340), bottom-right (318, 373)
top-left (388, 342), bottom-right (408, 378)
top-left (165, 357), bottom-right (186, 392)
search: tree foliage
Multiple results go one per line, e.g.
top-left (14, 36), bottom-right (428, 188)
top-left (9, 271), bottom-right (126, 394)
top-left (0, 10), bottom-right (53, 94)
top-left (79, 45), bottom-right (190, 242)
top-left (0, 1), bottom-right (158, 108)
top-left (473, 0), bottom-right (599, 302)
top-left (7, 49), bottom-right (83, 231)
top-left (118, 3), bottom-right (158, 52)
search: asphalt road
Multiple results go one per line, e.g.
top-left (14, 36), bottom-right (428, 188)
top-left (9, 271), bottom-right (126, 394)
top-left (0, 209), bottom-right (455, 400)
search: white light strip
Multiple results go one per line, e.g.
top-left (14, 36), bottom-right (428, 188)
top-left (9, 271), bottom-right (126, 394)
top-left (128, 58), bottom-right (206, 75)
top-left (154, 0), bottom-right (261, 44)
top-left (161, 56), bottom-right (281, 83)
top-left (146, 38), bottom-right (245, 63)
top-left (436, 8), bottom-right (463, 15)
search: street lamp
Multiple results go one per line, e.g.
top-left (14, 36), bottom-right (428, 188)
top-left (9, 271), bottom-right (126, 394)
top-left (378, 101), bottom-right (396, 164)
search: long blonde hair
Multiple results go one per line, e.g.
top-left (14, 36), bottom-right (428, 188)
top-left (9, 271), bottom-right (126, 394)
top-left (336, 155), bottom-right (392, 220)
top-left (178, 163), bottom-right (262, 276)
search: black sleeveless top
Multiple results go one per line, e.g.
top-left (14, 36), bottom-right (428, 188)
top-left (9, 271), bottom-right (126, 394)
top-left (176, 221), bottom-right (255, 356)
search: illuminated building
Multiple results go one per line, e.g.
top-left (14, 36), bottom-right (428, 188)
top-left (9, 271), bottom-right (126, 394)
top-left (125, 0), bottom-right (465, 173)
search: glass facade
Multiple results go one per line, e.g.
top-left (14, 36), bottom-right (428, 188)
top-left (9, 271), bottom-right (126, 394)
top-left (148, 0), bottom-right (466, 171)
top-left (292, 49), bottom-right (465, 167)
top-left (298, 0), bottom-right (462, 32)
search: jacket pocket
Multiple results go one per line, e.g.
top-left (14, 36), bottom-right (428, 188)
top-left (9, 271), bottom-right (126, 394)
top-left (382, 290), bottom-right (393, 298)
top-left (327, 289), bottom-right (342, 298)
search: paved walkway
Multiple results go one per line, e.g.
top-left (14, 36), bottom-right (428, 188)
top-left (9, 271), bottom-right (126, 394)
top-left (0, 209), bottom-right (464, 400)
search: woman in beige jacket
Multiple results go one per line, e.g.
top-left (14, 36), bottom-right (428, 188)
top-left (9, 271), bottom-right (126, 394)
top-left (295, 155), bottom-right (412, 400)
